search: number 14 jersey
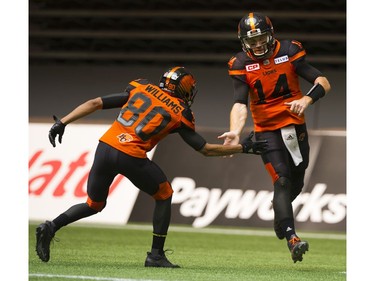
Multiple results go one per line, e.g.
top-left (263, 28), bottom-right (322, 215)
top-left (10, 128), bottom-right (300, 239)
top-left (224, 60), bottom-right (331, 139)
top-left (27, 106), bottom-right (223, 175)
top-left (228, 39), bottom-right (306, 132)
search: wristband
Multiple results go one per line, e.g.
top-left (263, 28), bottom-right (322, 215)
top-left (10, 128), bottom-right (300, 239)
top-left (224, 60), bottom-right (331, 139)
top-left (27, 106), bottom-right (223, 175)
top-left (306, 83), bottom-right (325, 103)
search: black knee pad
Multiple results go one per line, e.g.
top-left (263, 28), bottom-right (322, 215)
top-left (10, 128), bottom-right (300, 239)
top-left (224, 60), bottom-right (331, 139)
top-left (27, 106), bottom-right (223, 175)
top-left (274, 177), bottom-right (292, 199)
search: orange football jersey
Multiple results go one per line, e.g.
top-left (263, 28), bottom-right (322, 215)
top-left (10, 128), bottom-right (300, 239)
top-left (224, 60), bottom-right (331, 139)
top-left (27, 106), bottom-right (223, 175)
top-left (100, 79), bottom-right (195, 158)
top-left (228, 40), bottom-right (306, 132)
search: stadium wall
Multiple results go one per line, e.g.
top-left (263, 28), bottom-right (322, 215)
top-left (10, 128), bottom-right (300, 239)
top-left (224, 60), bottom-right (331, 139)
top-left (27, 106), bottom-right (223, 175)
top-left (29, 123), bottom-right (346, 232)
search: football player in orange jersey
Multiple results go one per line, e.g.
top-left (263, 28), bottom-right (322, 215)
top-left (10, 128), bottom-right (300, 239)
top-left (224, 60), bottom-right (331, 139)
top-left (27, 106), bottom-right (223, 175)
top-left (219, 13), bottom-right (331, 263)
top-left (36, 66), bottom-right (268, 268)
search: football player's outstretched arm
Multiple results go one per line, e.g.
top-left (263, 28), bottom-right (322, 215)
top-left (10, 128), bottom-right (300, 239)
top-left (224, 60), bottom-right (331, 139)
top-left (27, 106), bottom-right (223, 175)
top-left (59, 92), bottom-right (130, 125)
top-left (48, 92), bottom-right (129, 147)
top-left (218, 102), bottom-right (248, 145)
top-left (199, 131), bottom-right (267, 156)
top-left (178, 128), bottom-right (267, 157)
top-left (48, 97), bottom-right (104, 147)
top-left (199, 143), bottom-right (243, 156)
top-left (59, 97), bottom-right (104, 125)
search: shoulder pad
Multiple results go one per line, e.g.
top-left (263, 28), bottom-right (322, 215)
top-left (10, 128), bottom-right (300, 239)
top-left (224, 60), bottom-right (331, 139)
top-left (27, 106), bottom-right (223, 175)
top-left (276, 40), bottom-right (306, 62)
top-left (127, 79), bottom-right (150, 92)
top-left (276, 40), bottom-right (305, 56)
top-left (289, 40), bottom-right (306, 62)
top-left (290, 40), bottom-right (305, 55)
top-left (131, 78), bottom-right (149, 86)
top-left (228, 52), bottom-right (253, 70)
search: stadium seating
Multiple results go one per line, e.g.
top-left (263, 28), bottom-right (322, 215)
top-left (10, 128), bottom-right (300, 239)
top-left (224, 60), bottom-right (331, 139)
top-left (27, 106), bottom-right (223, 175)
top-left (29, 0), bottom-right (346, 70)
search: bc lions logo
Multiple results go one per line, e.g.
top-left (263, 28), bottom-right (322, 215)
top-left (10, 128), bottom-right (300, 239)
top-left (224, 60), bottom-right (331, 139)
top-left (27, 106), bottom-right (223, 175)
top-left (117, 133), bottom-right (133, 143)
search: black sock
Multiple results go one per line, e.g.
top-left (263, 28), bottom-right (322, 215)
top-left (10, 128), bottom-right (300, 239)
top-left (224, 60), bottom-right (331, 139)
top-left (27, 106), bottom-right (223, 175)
top-left (151, 234), bottom-right (166, 255)
top-left (52, 203), bottom-right (98, 232)
top-left (279, 218), bottom-right (297, 241)
top-left (151, 197), bottom-right (171, 256)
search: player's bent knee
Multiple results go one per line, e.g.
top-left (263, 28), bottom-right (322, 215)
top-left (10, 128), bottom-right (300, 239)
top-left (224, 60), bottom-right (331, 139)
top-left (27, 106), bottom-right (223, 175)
top-left (273, 177), bottom-right (292, 200)
top-left (86, 197), bottom-right (106, 212)
top-left (274, 176), bottom-right (291, 189)
top-left (152, 181), bottom-right (173, 201)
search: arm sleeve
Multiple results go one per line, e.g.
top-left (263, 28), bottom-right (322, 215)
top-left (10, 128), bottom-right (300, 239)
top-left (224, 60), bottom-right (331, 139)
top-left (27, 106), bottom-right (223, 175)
top-left (177, 126), bottom-right (207, 151)
top-left (293, 57), bottom-right (323, 84)
top-left (101, 92), bottom-right (130, 109)
top-left (232, 78), bottom-right (249, 104)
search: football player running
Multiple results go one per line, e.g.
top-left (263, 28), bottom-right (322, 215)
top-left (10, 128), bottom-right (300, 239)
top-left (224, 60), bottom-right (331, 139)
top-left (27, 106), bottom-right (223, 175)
top-left (36, 66), bottom-right (268, 268)
top-left (219, 12), bottom-right (331, 263)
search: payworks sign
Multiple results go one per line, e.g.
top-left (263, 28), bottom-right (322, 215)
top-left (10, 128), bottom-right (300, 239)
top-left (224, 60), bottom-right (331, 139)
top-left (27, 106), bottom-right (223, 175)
top-left (29, 123), bottom-right (346, 231)
top-left (128, 131), bottom-right (346, 232)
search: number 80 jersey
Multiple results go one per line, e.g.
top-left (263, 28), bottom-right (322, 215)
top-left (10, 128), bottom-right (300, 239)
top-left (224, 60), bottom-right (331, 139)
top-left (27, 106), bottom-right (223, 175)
top-left (100, 79), bottom-right (196, 158)
top-left (228, 39), bottom-right (306, 132)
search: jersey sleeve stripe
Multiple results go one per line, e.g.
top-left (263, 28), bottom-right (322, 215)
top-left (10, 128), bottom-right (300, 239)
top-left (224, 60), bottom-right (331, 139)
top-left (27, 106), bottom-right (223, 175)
top-left (129, 80), bottom-right (140, 88)
top-left (289, 50), bottom-right (306, 62)
top-left (228, 69), bottom-right (247, 76)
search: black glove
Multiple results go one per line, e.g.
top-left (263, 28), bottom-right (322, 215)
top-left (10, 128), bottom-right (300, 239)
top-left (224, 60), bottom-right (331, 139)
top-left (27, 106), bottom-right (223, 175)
top-left (240, 131), bottom-right (268, 155)
top-left (48, 115), bottom-right (66, 147)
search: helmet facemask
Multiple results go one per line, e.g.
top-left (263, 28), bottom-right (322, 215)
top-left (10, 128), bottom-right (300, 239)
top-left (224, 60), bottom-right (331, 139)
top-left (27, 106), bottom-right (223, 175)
top-left (240, 32), bottom-right (273, 59)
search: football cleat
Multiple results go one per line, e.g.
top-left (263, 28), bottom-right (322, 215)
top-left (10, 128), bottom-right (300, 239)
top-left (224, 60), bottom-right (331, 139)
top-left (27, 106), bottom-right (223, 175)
top-left (274, 220), bottom-right (285, 240)
top-left (287, 235), bottom-right (309, 263)
top-left (144, 250), bottom-right (180, 268)
top-left (36, 220), bottom-right (56, 262)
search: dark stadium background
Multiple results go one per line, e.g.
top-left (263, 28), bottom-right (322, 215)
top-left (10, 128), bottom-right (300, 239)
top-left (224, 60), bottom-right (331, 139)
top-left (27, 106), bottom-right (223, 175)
top-left (29, 0), bottom-right (346, 131)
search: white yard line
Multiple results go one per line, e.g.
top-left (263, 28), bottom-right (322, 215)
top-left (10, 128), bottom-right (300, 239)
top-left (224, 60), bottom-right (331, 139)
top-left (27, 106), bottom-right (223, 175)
top-left (29, 273), bottom-right (164, 281)
top-left (69, 223), bottom-right (346, 240)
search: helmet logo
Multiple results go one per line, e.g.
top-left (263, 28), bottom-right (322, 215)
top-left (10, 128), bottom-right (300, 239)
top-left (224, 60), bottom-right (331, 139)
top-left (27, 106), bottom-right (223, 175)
top-left (245, 17), bottom-right (257, 26)
top-left (170, 73), bottom-right (179, 80)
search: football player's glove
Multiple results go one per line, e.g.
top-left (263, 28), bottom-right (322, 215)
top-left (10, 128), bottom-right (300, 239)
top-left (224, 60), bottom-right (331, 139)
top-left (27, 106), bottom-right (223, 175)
top-left (48, 115), bottom-right (66, 147)
top-left (241, 131), bottom-right (268, 155)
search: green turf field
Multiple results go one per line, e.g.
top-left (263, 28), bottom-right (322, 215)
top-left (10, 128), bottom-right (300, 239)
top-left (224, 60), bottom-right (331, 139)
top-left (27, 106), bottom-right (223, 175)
top-left (29, 223), bottom-right (346, 281)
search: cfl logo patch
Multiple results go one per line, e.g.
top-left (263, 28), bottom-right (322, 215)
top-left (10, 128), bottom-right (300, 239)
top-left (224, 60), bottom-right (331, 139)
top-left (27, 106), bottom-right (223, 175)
top-left (245, 63), bottom-right (260, 72)
top-left (117, 133), bottom-right (133, 143)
